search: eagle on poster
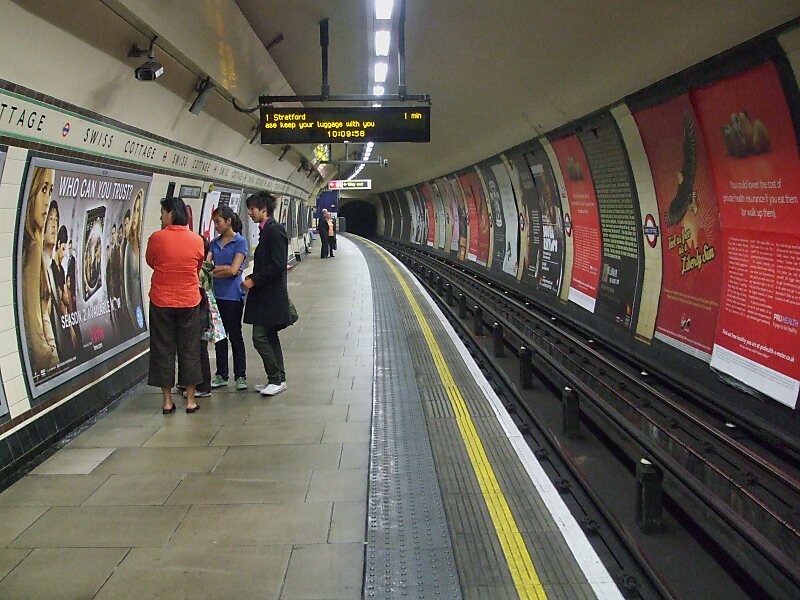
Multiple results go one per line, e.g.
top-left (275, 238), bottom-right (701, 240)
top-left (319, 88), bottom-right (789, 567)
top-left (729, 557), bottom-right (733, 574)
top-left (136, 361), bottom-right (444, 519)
top-left (665, 113), bottom-right (698, 227)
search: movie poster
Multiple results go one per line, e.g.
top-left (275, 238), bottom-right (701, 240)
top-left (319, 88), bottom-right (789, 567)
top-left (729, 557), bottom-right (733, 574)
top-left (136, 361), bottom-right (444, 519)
top-left (458, 171), bottom-right (490, 265)
top-left (551, 135), bottom-right (602, 312)
top-left (17, 158), bottom-right (150, 396)
top-left (200, 186), bottom-right (243, 241)
top-left (635, 95), bottom-right (723, 360)
top-left (398, 189), bottom-right (412, 241)
top-left (481, 159), bottom-right (521, 277)
top-left (431, 181), bottom-right (448, 250)
top-left (437, 177), bottom-right (459, 254)
top-left (419, 184), bottom-right (436, 247)
top-left (404, 189), bottom-right (421, 245)
top-left (449, 176), bottom-right (469, 260)
top-left (579, 123), bottom-right (642, 329)
top-left (507, 150), bottom-right (541, 287)
top-left (693, 62), bottom-right (800, 408)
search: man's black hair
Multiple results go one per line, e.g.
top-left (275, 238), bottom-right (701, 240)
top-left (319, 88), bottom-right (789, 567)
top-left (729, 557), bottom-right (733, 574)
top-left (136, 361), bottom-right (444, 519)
top-left (245, 190), bottom-right (277, 215)
top-left (160, 196), bottom-right (189, 226)
top-left (57, 225), bottom-right (68, 246)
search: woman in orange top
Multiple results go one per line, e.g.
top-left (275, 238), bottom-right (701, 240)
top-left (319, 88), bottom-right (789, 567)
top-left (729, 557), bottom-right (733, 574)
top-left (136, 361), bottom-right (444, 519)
top-left (145, 196), bottom-right (205, 414)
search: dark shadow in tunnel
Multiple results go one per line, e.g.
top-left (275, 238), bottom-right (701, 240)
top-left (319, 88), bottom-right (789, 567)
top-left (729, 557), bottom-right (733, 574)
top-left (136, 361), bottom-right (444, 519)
top-left (339, 200), bottom-right (377, 238)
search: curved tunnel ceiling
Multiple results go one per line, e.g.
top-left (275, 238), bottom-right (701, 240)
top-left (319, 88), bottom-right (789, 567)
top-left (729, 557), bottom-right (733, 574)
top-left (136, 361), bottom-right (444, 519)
top-left (236, 1), bottom-right (800, 193)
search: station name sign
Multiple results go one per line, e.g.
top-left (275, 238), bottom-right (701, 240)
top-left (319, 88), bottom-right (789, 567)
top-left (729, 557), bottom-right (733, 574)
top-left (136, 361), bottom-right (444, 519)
top-left (260, 106), bottom-right (430, 144)
top-left (329, 179), bottom-right (372, 190)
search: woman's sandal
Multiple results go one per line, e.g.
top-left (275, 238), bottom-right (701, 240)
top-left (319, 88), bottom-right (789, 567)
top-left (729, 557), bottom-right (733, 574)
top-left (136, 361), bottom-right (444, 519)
top-left (162, 404), bottom-right (176, 415)
top-left (185, 405), bottom-right (200, 414)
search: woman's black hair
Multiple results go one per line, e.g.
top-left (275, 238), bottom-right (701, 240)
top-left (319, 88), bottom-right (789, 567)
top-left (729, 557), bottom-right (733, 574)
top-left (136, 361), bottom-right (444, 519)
top-left (160, 196), bottom-right (189, 226)
top-left (245, 190), bottom-right (277, 215)
top-left (57, 225), bottom-right (68, 245)
top-left (48, 200), bottom-right (59, 220)
top-left (212, 204), bottom-right (244, 233)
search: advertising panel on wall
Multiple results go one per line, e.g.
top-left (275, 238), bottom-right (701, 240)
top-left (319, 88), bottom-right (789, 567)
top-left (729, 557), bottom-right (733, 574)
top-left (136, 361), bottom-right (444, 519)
top-left (550, 135), bottom-right (603, 312)
top-left (437, 178), bottom-right (460, 253)
top-left (431, 181), bottom-right (448, 251)
top-left (634, 96), bottom-right (723, 360)
top-left (525, 148), bottom-right (565, 295)
top-left (200, 186), bottom-right (243, 241)
top-left (17, 158), bottom-right (150, 396)
top-left (506, 150), bottom-right (542, 287)
top-left (404, 189), bottom-right (422, 245)
top-left (579, 123), bottom-right (643, 329)
top-left (448, 176), bottom-right (469, 260)
top-left (0, 150), bottom-right (7, 417)
top-left (480, 159), bottom-right (521, 278)
top-left (458, 171), bottom-right (490, 265)
top-left (388, 191), bottom-right (401, 239)
top-left (397, 189), bottom-right (412, 241)
top-left (693, 62), bottom-right (800, 408)
top-left (419, 184), bottom-right (436, 247)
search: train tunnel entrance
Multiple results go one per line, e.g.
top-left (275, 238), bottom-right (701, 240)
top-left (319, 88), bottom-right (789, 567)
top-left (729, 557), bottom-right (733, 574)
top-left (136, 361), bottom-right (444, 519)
top-left (339, 200), bottom-right (377, 238)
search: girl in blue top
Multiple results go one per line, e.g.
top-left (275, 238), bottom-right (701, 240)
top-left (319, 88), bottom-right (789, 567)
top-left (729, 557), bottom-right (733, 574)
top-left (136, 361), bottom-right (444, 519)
top-left (208, 205), bottom-right (249, 390)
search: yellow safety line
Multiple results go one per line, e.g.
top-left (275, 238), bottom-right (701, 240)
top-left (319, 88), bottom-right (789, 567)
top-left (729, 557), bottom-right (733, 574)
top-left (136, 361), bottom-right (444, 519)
top-left (364, 240), bottom-right (547, 600)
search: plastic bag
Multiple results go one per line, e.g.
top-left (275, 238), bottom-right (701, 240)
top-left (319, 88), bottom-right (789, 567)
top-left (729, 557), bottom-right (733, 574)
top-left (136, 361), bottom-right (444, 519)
top-left (202, 288), bottom-right (227, 343)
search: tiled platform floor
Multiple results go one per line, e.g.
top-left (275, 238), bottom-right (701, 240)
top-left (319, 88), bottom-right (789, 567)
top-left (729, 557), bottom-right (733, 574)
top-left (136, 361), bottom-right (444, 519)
top-left (0, 236), bottom-right (372, 600)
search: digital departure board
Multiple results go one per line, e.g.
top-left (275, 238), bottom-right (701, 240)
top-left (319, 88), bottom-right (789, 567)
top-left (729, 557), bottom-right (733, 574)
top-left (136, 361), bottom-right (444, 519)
top-left (259, 106), bottom-right (430, 144)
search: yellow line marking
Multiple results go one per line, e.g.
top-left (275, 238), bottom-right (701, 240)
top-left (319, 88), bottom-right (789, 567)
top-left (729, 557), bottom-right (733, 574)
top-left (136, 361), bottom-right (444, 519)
top-left (364, 240), bottom-right (547, 600)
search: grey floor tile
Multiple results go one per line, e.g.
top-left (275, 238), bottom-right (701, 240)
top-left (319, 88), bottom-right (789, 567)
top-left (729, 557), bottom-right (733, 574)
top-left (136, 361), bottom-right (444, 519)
top-left (210, 423), bottom-right (324, 446)
top-left (307, 469), bottom-right (368, 502)
top-left (322, 421), bottom-right (371, 444)
top-left (346, 404), bottom-right (372, 422)
top-left (10, 505), bottom-right (188, 548)
top-left (94, 546), bottom-right (291, 600)
top-left (169, 502), bottom-right (332, 546)
top-left (0, 549), bottom-right (30, 581)
top-left (281, 543), bottom-right (364, 599)
top-left (165, 473), bottom-right (308, 505)
top-left (92, 447), bottom-right (226, 475)
top-left (0, 548), bottom-right (128, 600)
top-left (67, 426), bottom-right (158, 448)
top-left (142, 425), bottom-right (221, 448)
top-left (30, 448), bottom-right (115, 474)
top-left (0, 506), bottom-right (48, 545)
top-left (214, 444), bottom-right (342, 473)
top-left (331, 389), bottom-right (373, 405)
top-left (0, 475), bottom-right (108, 506)
top-left (82, 474), bottom-right (183, 506)
top-left (245, 405), bottom-right (348, 425)
top-left (143, 406), bottom-right (252, 426)
top-left (329, 501), bottom-right (367, 543)
top-left (339, 443), bottom-right (369, 470)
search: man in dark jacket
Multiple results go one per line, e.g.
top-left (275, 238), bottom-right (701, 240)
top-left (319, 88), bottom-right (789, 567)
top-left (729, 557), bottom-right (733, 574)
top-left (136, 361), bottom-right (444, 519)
top-left (242, 191), bottom-right (291, 396)
top-left (317, 208), bottom-right (336, 258)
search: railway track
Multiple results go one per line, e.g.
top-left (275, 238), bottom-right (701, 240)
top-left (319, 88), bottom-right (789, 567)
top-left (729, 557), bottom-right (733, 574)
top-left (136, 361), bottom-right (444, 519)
top-left (380, 239), bottom-right (800, 600)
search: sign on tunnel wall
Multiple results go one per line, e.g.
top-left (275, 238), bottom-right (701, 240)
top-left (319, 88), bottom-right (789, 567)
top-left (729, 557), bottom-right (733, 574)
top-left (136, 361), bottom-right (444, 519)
top-left (0, 149), bottom-right (8, 418)
top-left (16, 158), bottom-right (150, 397)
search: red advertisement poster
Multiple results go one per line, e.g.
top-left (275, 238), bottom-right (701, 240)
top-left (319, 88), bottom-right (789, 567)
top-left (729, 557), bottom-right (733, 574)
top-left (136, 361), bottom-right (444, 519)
top-left (419, 184), bottom-right (436, 247)
top-left (693, 62), bottom-right (800, 408)
top-left (634, 95), bottom-right (723, 360)
top-left (458, 172), bottom-right (488, 264)
top-left (550, 135), bottom-right (602, 312)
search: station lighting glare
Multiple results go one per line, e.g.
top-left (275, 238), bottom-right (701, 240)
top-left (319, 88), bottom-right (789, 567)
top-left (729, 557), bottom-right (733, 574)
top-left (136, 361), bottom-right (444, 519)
top-left (373, 85), bottom-right (385, 95)
top-left (372, 102), bottom-right (382, 107)
top-left (375, 30), bottom-right (391, 56)
top-left (375, 0), bottom-right (393, 20)
top-left (374, 62), bottom-right (388, 83)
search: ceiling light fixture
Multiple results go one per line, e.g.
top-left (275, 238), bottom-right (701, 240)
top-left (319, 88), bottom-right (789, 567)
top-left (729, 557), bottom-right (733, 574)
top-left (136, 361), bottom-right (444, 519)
top-left (375, 0), bottom-right (394, 20)
top-left (373, 85), bottom-right (385, 95)
top-left (375, 30), bottom-right (391, 56)
top-left (374, 62), bottom-right (388, 83)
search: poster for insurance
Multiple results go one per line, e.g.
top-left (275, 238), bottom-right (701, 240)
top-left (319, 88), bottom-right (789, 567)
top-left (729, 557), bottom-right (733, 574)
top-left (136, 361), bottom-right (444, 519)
top-left (17, 158), bottom-right (150, 396)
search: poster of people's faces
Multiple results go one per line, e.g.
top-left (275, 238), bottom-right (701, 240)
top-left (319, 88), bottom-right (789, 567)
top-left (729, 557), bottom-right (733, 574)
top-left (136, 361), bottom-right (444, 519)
top-left (16, 157), bottom-right (150, 396)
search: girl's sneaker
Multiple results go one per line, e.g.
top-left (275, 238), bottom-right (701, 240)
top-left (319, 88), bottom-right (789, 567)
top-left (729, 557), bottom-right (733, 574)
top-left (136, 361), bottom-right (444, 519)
top-left (210, 375), bottom-right (228, 388)
top-left (235, 377), bottom-right (248, 391)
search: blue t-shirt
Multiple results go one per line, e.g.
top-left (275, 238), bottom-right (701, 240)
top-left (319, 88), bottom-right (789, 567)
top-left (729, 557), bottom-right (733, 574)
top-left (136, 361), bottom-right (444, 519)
top-left (209, 233), bottom-right (249, 301)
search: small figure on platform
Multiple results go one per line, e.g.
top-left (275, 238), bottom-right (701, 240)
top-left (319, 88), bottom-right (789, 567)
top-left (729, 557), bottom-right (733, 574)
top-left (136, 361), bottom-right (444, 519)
top-left (317, 208), bottom-right (336, 258)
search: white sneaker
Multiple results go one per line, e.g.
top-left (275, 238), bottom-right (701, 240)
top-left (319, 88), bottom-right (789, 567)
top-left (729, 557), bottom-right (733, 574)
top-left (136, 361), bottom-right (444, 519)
top-left (253, 384), bottom-right (266, 392)
top-left (260, 383), bottom-right (285, 396)
top-left (279, 382), bottom-right (287, 391)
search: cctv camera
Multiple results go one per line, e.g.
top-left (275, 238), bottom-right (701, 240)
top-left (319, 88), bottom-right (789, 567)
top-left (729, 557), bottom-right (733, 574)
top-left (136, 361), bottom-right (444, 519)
top-left (381, 158), bottom-right (389, 167)
top-left (135, 59), bottom-right (164, 81)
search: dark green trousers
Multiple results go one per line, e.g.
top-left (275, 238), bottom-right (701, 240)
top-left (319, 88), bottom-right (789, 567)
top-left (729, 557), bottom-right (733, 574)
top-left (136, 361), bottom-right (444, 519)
top-left (252, 325), bottom-right (285, 385)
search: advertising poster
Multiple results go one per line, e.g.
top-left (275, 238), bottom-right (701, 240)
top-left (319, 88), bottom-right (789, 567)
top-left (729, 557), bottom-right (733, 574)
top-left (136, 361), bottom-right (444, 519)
top-left (397, 189), bottom-right (412, 241)
top-left (404, 189), bottom-right (421, 245)
top-left (388, 190), bottom-right (401, 239)
top-left (478, 163), bottom-right (507, 273)
top-left (437, 177), bottom-right (460, 254)
top-left (551, 135), bottom-right (603, 312)
top-left (0, 151), bottom-right (7, 417)
top-left (432, 181), bottom-right (448, 250)
top-left (380, 193), bottom-right (393, 238)
top-left (634, 96), bottom-right (723, 360)
top-left (419, 184), bottom-right (436, 247)
top-left (579, 123), bottom-right (642, 329)
top-left (201, 186), bottom-right (243, 241)
top-left (507, 150), bottom-right (541, 287)
top-left (483, 159), bottom-right (521, 277)
top-left (449, 176), bottom-right (469, 260)
top-left (525, 148), bottom-right (565, 295)
top-left (458, 171), bottom-right (490, 265)
top-left (693, 62), bottom-right (800, 408)
top-left (17, 158), bottom-right (149, 396)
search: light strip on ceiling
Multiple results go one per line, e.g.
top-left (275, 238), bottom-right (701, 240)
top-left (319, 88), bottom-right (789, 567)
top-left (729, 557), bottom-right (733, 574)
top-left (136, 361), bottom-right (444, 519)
top-left (375, 30), bottom-right (391, 56)
top-left (374, 62), bottom-right (388, 83)
top-left (375, 0), bottom-right (393, 20)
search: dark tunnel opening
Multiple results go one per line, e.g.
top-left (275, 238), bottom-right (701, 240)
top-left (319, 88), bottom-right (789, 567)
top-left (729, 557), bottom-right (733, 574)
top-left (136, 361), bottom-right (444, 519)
top-left (339, 200), bottom-right (377, 238)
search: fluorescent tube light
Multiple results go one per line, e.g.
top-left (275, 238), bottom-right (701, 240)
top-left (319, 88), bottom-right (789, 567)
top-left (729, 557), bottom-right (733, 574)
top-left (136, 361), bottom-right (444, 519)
top-left (375, 30), bottom-right (391, 56)
top-left (373, 85), bottom-right (385, 95)
top-left (375, 0), bottom-right (393, 20)
top-left (374, 62), bottom-right (388, 83)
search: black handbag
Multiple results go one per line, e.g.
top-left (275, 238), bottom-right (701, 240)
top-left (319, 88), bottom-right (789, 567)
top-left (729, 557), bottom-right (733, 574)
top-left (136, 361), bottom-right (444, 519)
top-left (288, 296), bottom-right (299, 325)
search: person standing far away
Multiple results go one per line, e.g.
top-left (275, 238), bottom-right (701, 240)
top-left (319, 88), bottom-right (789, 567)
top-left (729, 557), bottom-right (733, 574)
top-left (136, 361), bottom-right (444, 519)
top-left (209, 205), bottom-right (249, 391)
top-left (242, 191), bottom-right (291, 396)
top-left (145, 196), bottom-right (205, 414)
top-left (317, 208), bottom-right (336, 258)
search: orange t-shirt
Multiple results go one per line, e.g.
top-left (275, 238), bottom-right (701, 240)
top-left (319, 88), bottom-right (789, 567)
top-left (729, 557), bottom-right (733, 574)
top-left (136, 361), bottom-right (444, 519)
top-left (327, 219), bottom-right (334, 236)
top-left (145, 225), bottom-right (204, 308)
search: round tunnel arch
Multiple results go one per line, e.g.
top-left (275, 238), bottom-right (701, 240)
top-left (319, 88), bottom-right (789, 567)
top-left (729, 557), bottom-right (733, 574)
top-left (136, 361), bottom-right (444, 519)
top-left (338, 200), bottom-right (377, 238)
